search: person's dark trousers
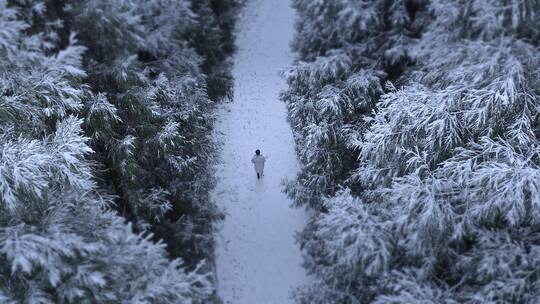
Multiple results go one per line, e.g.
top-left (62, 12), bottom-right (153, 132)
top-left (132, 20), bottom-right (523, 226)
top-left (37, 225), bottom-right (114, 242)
top-left (257, 173), bottom-right (260, 179)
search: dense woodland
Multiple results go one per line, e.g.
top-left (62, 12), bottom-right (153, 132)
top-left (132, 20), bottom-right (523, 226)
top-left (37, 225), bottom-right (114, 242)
top-left (0, 0), bottom-right (238, 302)
top-left (4, 0), bottom-right (540, 302)
top-left (283, 0), bottom-right (540, 303)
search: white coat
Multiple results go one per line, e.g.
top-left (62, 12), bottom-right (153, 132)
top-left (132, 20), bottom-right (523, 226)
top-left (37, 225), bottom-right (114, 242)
top-left (251, 155), bottom-right (266, 174)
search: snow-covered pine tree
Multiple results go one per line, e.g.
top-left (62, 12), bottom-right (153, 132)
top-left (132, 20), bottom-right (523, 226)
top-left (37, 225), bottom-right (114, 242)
top-left (0, 2), bottom-right (212, 302)
top-left (63, 0), bottom-right (221, 263)
top-left (18, 0), bottom-right (240, 268)
top-left (288, 0), bottom-right (540, 303)
top-left (356, 0), bottom-right (540, 302)
top-left (282, 0), bottom-right (427, 209)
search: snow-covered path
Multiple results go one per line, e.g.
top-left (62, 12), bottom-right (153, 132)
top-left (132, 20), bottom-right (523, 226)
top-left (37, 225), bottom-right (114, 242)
top-left (211, 0), bottom-right (308, 303)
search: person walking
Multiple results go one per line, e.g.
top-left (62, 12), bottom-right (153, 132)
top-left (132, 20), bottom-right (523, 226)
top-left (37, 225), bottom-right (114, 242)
top-left (251, 149), bottom-right (266, 179)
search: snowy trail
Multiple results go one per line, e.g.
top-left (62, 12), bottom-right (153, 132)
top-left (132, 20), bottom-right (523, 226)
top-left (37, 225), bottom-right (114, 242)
top-left (211, 0), bottom-right (308, 303)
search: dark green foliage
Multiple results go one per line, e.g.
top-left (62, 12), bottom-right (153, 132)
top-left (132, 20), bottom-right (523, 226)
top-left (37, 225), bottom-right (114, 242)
top-left (189, 0), bottom-right (238, 100)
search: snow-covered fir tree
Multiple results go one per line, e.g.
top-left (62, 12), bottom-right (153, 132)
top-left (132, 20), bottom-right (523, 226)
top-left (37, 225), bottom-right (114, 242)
top-left (282, 0), bottom-right (426, 209)
top-left (15, 0), bottom-right (238, 266)
top-left (1, 0), bottom-right (240, 302)
top-left (62, 0), bottom-right (224, 263)
top-left (285, 0), bottom-right (540, 303)
top-left (0, 1), bottom-right (214, 302)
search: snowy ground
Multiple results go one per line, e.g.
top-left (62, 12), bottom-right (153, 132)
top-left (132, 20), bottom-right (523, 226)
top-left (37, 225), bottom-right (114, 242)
top-left (211, 0), bottom-right (309, 303)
